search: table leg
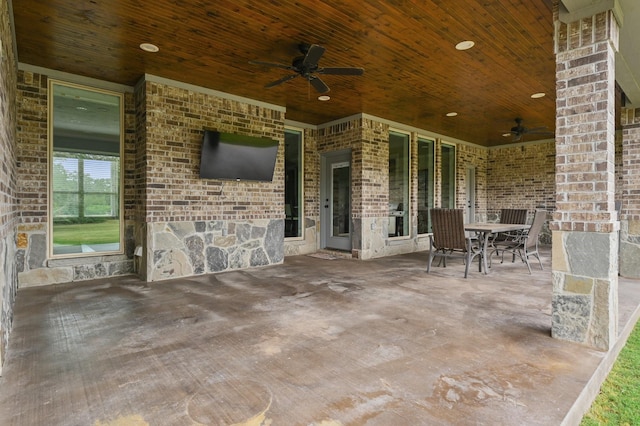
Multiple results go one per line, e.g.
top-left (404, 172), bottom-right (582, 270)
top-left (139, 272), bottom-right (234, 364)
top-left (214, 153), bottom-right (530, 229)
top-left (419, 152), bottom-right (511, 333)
top-left (481, 232), bottom-right (491, 274)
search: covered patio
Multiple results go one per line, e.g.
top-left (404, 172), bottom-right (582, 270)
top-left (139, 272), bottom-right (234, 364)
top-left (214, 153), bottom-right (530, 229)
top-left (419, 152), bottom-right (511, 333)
top-left (1, 247), bottom-right (639, 425)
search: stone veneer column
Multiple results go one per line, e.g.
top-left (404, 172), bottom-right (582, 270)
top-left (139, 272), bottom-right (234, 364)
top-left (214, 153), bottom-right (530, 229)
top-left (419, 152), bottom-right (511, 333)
top-left (552, 10), bottom-right (619, 350)
top-left (619, 108), bottom-right (640, 277)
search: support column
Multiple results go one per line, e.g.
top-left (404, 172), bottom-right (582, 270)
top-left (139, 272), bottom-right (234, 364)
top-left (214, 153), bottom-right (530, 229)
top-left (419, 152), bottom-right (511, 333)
top-left (552, 9), bottom-right (619, 350)
top-left (620, 108), bottom-right (640, 277)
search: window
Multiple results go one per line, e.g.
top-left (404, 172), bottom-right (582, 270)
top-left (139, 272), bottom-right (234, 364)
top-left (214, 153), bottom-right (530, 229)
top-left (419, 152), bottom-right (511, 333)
top-left (389, 131), bottom-right (410, 237)
top-left (417, 137), bottom-right (435, 233)
top-left (441, 143), bottom-right (456, 208)
top-left (49, 81), bottom-right (123, 257)
top-left (284, 128), bottom-right (303, 238)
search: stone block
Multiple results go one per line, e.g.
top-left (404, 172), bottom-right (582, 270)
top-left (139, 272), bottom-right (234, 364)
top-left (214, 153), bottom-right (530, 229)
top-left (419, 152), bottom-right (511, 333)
top-left (154, 231), bottom-right (185, 251)
top-left (551, 231), bottom-right (568, 272)
top-left (551, 294), bottom-right (591, 344)
top-left (265, 220), bottom-right (284, 263)
top-left (563, 275), bottom-right (593, 294)
top-left (206, 247), bottom-right (229, 272)
top-left (629, 218), bottom-right (640, 235)
top-left (16, 233), bottom-right (27, 249)
top-left (27, 234), bottom-right (46, 269)
top-left (19, 267), bottom-right (74, 288)
top-left (565, 232), bottom-right (613, 279)
top-left (185, 235), bottom-right (205, 274)
top-left (250, 248), bottom-right (269, 267)
top-left (619, 241), bottom-right (640, 278)
top-left (151, 249), bottom-right (193, 281)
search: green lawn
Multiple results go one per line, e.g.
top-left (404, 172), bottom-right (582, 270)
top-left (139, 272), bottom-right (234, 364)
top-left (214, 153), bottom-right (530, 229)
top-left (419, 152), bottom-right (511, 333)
top-left (581, 319), bottom-right (640, 425)
top-left (53, 219), bottom-right (120, 245)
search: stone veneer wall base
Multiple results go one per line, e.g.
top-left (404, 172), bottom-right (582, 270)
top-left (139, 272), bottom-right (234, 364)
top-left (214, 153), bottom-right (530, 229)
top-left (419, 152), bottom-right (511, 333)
top-left (147, 219), bottom-right (284, 282)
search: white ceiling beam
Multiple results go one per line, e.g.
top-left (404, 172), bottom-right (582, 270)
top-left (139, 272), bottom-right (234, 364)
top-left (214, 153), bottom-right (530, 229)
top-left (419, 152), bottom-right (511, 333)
top-left (559, 0), bottom-right (624, 25)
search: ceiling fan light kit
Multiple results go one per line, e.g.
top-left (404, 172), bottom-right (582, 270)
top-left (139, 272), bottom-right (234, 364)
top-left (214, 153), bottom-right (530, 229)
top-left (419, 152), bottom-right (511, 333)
top-left (250, 43), bottom-right (364, 94)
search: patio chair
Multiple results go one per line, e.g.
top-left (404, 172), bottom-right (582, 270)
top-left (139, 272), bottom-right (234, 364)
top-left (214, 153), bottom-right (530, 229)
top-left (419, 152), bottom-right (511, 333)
top-left (490, 209), bottom-right (546, 274)
top-left (427, 208), bottom-right (481, 278)
top-left (500, 208), bottom-right (528, 225)
top-left (493, 208), bottom-right (528, 242)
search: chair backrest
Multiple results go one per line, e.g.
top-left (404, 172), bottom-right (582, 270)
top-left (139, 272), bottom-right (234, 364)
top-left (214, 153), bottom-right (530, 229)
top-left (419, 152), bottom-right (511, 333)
top-left (526, 210), bottom-right (546, 249)
top-left (500, 208), bottom-right (528, 224)
top-left (430, 208), bottom-right (467, 251)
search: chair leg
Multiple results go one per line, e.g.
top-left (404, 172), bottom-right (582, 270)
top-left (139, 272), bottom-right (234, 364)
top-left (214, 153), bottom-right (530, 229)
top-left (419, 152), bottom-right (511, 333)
top-left (427, 251), bottom-right (434, 272)
top-left (464, 251), bottom-right (470, 278)
top-left (524, 254), bottom-right (532, 274)
top-left (530, 248), bottom-right (543, 271)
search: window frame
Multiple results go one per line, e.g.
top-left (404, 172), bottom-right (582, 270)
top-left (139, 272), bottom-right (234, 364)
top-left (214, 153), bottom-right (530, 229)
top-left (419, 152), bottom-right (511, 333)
top-left (284, 127), bottom-right (304, 240)
top-left (48, 79), bottom-right (125, 259)
top-left (440, 142), bottom-right (457, 209)
top-left (417, 136), bottom-right (435, 234)
top-left (388, 129), bottom-right (411, 239)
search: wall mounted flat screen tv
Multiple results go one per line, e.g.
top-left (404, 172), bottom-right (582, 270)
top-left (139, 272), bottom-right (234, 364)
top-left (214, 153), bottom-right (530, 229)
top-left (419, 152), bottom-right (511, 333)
top-left (199, 130), bottom-right (279, 181)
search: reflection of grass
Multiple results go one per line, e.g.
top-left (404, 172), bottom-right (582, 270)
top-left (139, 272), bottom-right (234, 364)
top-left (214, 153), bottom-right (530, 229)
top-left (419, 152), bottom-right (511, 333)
top-left (53, 219), bottom-right (120, 245)
top-left (581, 320), bottom-right (640, 425)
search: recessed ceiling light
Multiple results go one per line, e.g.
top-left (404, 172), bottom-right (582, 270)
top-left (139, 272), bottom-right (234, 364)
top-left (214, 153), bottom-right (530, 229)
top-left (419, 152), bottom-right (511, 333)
top-left (446, 112), bottom-right (458, 117)
top-left (140, 43), bottom-right (159, 53)
top-left (531, 92), bottom-right (546, 98)
top-left (318, 95), bottom-right (330, 101)
top-left (455, 40), bottom-right (475, 51)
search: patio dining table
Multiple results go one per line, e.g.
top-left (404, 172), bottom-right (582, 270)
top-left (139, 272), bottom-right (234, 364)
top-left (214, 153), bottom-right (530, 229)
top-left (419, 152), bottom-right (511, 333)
top-left (464, 222), bottom-right (531, 274)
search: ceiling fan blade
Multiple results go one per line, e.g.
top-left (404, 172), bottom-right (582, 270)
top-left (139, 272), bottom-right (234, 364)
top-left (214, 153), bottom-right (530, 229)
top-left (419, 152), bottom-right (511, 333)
top-left (265, 74), bottom-right (298, 88)
top-left (317, 67), bottom-right (365, 75)
top-left (249, 60), bottom-right (292, 70)
top-left (309, 76), bottom-right (330, 93)
top-left (524, 126), bottom-right (550, 133)
top-left (302, 44), bottom-right (326, 68)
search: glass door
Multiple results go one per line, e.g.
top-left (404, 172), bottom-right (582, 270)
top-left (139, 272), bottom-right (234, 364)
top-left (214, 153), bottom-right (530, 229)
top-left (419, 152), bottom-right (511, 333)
top-left (321, 150), bottom-right (351, 251)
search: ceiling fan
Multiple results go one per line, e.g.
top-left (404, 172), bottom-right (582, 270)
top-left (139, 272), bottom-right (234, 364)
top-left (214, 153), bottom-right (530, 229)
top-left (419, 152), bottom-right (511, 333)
top-left (249, 43), bottom-right (364, 94)
top-left (507, 118), bottom-right (554, 142)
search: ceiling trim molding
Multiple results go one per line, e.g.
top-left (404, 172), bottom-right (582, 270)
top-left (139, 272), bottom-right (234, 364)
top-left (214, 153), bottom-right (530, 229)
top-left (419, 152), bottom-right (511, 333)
top-left (487, 138), bottom-right (556, 150)
top-left (284, 119), bottom-right (317, 130)
top-left (559, 0), bottom-right (624, 25)
top-left (143, 74), bottom-right (286, 113)
top-left (19, 63), bottom-right (134, 93)
top-left (315, 112), bottom-right (487, 149)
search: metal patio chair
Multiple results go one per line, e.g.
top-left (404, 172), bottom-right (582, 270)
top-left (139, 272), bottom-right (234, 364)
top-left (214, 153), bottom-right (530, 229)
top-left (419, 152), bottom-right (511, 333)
top-left (490, 209), bottom-right (546, 274)
top-left (427, 208), bottom-right (482, 278)
top-left (494, 208), bottom-right (528, 240)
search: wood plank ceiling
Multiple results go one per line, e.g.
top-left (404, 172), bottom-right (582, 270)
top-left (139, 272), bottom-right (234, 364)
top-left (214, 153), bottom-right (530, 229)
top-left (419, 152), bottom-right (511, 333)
top-left (12, 0), bottom-right (557, 147)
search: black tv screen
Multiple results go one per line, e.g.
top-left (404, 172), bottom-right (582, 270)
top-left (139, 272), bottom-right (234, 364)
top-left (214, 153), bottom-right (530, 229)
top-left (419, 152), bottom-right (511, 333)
top-left (199, 130), bottom-right (279, 181)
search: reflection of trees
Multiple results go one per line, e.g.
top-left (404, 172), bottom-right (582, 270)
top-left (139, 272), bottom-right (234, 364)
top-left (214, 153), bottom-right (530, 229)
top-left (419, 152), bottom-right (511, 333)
top-left (53, 152), bottom-right (119, 221)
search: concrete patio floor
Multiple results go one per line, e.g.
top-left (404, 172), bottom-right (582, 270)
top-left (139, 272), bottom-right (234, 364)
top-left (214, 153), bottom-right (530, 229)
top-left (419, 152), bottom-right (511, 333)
top-left (1, 247), bottom-right (639, 425)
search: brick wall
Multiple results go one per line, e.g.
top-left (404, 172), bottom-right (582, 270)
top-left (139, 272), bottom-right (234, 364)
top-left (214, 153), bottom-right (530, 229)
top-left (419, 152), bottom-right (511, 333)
top-left (0, 0), bottom-right (19, 372)
top-left (619, 107), bottom-right (640, 277)
top-left (553, 11), bottom-right (618, 233)
top-left (360, 118), bottom-right (390, 219)
top-left (621, 107), bottom-right (640, 219)
top-left (140, 78), bottom-right (286, 280)
top-left (16, 70), bottom-right (137, 286)
top-left (142, 80), bottom-right (285, 222)
top-left (488, 143), bottom-right (556, 210)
